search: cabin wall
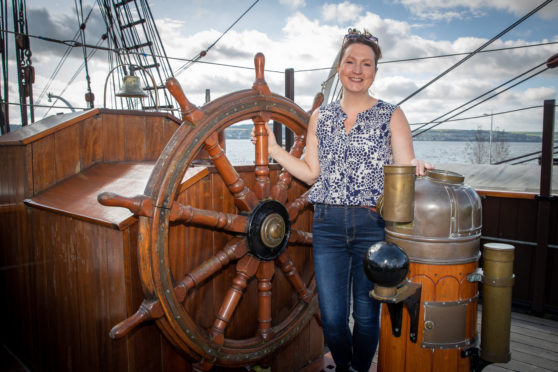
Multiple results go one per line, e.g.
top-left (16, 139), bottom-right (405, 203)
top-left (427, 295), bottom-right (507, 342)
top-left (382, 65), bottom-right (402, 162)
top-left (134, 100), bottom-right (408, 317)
top-left (0, 110), bottom-right (182, 371)
top-left (0, 110), bottom-right (178, 200)
top-left (479, 193), bottom-right (558, 313)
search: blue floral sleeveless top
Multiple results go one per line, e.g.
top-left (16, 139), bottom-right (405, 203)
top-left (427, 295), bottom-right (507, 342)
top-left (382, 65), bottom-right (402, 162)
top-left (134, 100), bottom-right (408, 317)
top-left (308, 99), bottom-right (397, 206)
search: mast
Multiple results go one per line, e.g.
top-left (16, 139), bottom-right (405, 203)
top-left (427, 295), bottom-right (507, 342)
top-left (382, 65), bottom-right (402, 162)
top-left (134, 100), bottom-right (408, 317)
top-left (12, 0), bottom-right (34, 126)
top-left (0, 1), bottom-right (8, 133)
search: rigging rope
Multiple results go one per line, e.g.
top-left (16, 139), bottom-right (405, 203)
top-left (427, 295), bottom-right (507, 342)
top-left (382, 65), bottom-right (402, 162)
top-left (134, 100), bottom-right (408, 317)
top-left (74, 0), bottom-right (94, 107)
top-left (409, 105), bottom-right (550, 126)
top-left (411, 61), bottom-right (548, 134)
top-left (174, 0), bottom-right (260, 76)
top-left (397, 0), bottom-right (554, 106)
top-left (36, 4), bottom-right (95, 105)
top-left (412, 64), bottom-right (550, 137)
top-left (10, 28), bottom-right (558, 75)
top-left (42, 36), bottom-right (103, 119)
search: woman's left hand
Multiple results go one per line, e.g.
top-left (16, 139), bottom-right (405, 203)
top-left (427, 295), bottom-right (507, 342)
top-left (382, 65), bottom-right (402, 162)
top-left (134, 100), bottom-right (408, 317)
top-left (411, 158), bottom-right (434, 176)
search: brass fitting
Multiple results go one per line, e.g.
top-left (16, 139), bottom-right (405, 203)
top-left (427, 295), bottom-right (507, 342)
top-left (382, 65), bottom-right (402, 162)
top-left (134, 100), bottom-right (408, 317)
top-left (480, 243), bottom-right (515, 363)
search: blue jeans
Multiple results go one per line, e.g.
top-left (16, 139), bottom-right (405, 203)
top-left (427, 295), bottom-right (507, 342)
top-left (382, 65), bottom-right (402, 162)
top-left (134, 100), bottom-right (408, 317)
top-left (312, 204), bottom-right (383, 372)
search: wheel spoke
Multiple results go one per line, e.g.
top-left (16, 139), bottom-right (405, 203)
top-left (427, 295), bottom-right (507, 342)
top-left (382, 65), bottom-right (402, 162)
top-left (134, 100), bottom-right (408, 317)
top-left (272, 133), bottom-right (306, 204)
top-left (109, 239), bottom-right (249, 340)
top-left (275, 251), bottom-right (313, 304)
top-left (210, 254), bottom-right (260, 345)
top-left (170, 202), bottom-right (248, 234)
top-left (288, 229), bottom-right (312, 246)
top-left (175, 238), bottom-right (248, 300)
top-left (256, 260), bottom-right (275, 341)
top-left (286, 190), bottom-right (311, 222)
top-left (204, 132), bottom-right (259, 211)
top-left (253, 113), bottom-right (272, 200)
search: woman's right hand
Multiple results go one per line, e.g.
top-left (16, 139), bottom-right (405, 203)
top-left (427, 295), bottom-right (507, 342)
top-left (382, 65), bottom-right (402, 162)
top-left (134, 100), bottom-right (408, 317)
top-left (251, 122), bottom-right (279, 155)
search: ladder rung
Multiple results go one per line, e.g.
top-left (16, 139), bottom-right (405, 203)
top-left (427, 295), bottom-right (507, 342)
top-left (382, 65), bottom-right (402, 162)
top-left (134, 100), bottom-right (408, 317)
top-left (127, 41), bottom-right (152, 50)
top-left (115, 0), bottom-right (133, 7)
top-left (143, 105), bottom-right (174, 110)
top-left (143, 85), bottom-right (166, 90)
top-left (122, 19), bottom-right (146, 29)
top-left (141, 63), bottom-right (160, 69)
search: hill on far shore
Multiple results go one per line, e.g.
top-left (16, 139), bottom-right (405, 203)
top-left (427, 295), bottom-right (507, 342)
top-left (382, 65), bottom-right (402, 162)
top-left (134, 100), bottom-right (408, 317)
top-left (225, 125), bottom-right (544, 142)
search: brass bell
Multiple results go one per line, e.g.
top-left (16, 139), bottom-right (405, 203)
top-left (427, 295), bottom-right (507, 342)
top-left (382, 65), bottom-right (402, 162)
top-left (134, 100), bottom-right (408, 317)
top-left (115, 75), bottom-right (148, 98)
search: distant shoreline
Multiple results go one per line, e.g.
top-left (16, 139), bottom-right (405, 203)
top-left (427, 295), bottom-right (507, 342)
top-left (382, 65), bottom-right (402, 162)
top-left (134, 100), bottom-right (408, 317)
top-left (225, 125), bottom-right (544, 142)
top-left (6, 123), bottom-right (545, 143)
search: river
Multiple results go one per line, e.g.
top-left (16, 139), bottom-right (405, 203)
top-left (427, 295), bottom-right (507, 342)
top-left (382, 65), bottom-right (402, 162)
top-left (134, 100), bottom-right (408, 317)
top-left (224, 139), bottom-right (543, 166)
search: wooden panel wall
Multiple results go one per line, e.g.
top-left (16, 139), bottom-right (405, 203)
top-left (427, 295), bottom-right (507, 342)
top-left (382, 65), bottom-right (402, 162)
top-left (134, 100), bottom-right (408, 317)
top-left (0, 110), bottom-right (182, 371)
top-left (479, 194), bottom-right (558, 312)
top-left (0, 109), bottom-right (180, 199)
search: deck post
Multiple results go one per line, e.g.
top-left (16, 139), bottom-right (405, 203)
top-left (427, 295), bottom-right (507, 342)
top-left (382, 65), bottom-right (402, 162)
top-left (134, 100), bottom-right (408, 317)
top-left (285, 68), bottom-right (295, 151)
top-left (530, 99), bottom-right (555, 315)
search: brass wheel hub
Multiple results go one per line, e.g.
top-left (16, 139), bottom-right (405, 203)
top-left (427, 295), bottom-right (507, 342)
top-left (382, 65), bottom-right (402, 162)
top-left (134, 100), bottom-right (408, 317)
top-left (247, 200), bottom-right (290, 260)
top-left (260, 213), bottom-right (286, 248)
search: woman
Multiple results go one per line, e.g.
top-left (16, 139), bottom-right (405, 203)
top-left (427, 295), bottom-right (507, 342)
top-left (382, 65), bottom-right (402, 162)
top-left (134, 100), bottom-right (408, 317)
top-left (254, 28), bottom-right (432, 372)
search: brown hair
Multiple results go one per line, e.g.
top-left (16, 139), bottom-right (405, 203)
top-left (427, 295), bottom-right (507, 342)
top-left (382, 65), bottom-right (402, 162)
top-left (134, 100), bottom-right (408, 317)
top-left (338, 33), bottom-right (382, 68)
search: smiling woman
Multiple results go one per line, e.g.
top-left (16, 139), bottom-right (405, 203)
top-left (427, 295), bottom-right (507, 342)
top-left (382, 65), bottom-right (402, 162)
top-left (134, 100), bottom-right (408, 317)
top-left (252, 27), bottom-right (432, 372)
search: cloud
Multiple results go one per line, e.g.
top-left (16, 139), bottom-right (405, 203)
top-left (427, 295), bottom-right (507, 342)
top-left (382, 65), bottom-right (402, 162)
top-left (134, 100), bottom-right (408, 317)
top-left (27, 6), bottom-right (107, 57)
top-left (280, 0), bottom-right (306, 10)
top-left (12, 1), bottom-right (558, 133)
top-left (322, 1), bottom-right (363, 24)
top-left (395, 0), bottom-right (558, 21)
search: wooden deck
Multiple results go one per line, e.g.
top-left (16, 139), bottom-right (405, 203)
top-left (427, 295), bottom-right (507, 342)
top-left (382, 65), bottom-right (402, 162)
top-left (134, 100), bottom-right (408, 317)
top-left (302, 309), bottom-right (558, 372)
top-left (1, 310), bottom-right (557, 371)
top-left (483, 310), bottom-right (558, 372)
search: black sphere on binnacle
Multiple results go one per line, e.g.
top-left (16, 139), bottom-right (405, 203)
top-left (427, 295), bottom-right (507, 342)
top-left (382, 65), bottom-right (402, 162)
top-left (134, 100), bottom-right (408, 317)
top-left (363, 241), bottom-right (409, 288)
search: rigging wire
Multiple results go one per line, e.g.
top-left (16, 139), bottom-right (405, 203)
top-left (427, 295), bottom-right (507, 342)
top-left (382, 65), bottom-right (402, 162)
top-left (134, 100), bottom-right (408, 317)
top-left (409, 105), bottom-right (554, 126)
top-left (499, 146), bottom-right (558, 165)
top-left (1, 1), bottom-right (555, 126)
top-left (411, 60), bottom-right (548, 134)
top-left (74, 0), bottom-right (94, 107)
top-left (412, 64), bottom-right (551, 138)
top-left (174, 0), bottom-right (260, 76)
top-left (41, 36), bottom-right (104, 119)
top-left (397, 0), bottom-right (554, 106)
top-left (4, 99), bottom-right (88, 110)
top-left (300, 41), bottom-right (558, 73)
top-left (36, 4), bottom-right (95, 105)
top-left (7, 27), bottom-right (557, 75)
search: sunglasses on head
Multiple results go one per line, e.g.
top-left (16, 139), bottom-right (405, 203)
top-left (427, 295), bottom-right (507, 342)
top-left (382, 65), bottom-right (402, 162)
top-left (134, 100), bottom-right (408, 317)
top-left (344, 28), bottom-right (379, 43)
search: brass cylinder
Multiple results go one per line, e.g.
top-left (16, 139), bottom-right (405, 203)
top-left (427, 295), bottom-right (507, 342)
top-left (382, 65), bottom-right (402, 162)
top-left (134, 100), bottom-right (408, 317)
top-left (380, 165), bottom-right (416, 222)
top-left (480, 243), bottom-right (515, 363)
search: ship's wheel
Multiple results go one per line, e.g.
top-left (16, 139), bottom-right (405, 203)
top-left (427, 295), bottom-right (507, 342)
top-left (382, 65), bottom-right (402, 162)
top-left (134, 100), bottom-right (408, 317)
top-left (98, 53), bottom-right (323, 370)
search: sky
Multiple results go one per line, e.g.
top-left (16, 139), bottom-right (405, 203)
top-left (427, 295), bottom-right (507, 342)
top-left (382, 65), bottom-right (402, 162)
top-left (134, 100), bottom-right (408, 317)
top-left (5, 0), bottom-right (558, 133)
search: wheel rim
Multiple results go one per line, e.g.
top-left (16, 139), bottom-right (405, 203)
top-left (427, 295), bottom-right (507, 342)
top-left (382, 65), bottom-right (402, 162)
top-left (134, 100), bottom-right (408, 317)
top-left (138, 59), bottom-right (322, 368)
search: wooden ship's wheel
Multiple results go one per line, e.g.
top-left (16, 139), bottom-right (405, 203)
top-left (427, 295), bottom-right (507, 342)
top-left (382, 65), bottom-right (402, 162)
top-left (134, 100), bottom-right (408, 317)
top-left (98, 53), bottom-right (323, 370)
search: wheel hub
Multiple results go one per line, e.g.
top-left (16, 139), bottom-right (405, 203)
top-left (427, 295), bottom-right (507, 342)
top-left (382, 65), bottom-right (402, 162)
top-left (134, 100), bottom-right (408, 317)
top-left (247, 200), bottom-right (290, 260)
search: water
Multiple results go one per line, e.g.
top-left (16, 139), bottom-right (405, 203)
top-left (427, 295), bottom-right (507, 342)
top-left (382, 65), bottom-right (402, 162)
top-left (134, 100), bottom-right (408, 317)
top-left (225, 139), bottom-right (543, 166)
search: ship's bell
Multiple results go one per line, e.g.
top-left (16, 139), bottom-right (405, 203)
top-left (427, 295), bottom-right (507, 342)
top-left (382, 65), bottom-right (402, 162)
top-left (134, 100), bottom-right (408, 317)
top-left (116, 75), bottom-right (148, 98)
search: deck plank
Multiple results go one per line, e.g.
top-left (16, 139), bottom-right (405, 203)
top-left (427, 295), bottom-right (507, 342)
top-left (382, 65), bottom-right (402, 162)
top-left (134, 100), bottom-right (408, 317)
top-left (2, 302), bottom-right (558, 372)
top-left (481, 308), bottom-right (558, 372)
